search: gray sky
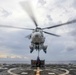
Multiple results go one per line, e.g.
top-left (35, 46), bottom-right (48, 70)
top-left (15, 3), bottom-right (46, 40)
top-left (0, 0), bottom-right (76, 62)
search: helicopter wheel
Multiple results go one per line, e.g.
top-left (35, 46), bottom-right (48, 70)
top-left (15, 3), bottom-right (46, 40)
top-left (30, 45), bottom-right (34, 53)
top-left (43, 45), bottom-right (47, 53)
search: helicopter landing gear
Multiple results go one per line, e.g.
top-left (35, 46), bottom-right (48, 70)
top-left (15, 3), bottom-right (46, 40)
top-left (29, 45), bottom-right (34, 53)
top-left (43, 49), bottom-right (46, 53)
top-left (30, 49), bottom-right (33, 53)
top-left (43, 45), bottom-right (47, 53)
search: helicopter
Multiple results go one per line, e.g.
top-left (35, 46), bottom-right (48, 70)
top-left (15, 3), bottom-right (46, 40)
top-left (0, 1), bottom-right (76, 53)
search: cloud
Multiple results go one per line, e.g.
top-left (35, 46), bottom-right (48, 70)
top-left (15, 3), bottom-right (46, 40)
top-left (67, 47), bottom-right (75, 51)
top-left (0, 7), bottom-right (10, 17)
top-left (0, 53), bottom-right (30, 60)
top-left (0, 0), bottom-right (76, 61)
top-left (0, 54), bottom-right (7, 58)
top-left (38, 0), bottom-right (46, 5)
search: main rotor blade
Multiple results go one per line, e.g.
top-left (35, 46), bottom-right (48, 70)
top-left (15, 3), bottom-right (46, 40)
top-left (42, 19), bottom-right (76, 29)
top-left (43, 31), bottom-right (60, 37)
top-left (0, 25), bottom-right (34, 30)
top-left (20, 1), bottom-right (38, 27)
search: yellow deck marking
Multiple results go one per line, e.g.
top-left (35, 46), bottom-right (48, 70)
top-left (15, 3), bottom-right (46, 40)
top-left (35, 67), bottom-right (41, 75)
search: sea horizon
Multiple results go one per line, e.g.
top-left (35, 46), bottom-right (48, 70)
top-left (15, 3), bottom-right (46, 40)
top-left (0, 60), bottom-right (76, 64)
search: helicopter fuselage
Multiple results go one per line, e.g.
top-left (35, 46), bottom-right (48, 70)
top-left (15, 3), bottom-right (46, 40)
top-left (32, 30), bottom-right (44, 44)
top-left (29, 28), bottom-right (47, 53)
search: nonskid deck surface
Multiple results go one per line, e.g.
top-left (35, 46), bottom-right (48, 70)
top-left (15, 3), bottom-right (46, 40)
top-left (0, 64), bottom-right (76, 75)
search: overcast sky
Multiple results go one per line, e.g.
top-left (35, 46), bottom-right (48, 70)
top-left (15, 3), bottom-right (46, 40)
top-left (0, 0), bottom-right (76, 62)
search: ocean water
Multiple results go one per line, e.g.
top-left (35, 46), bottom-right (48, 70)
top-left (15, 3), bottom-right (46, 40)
top-left (0, 60), bottom-right (76, 64)
top-left (0, 58), bottom-right (76, 64)
top-left (0, 61), bottom-right (30, 64)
